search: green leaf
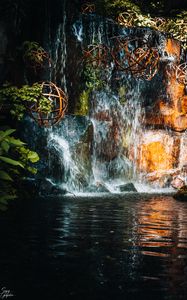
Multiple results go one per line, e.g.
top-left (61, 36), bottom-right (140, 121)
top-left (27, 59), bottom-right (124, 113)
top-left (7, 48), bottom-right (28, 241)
top-left (0, 156), bottom-right (24, 168)
top-left (1, 141), bottom-right (10, 152)
top-left (6, 136), bottom-right (26, 146)
top-left (0, 129), bottom-right (16, 141)
top-left (0, 170), bottom-right (13, 181)
top-left (0, 195), bottom-right (17, 201)
top-left (28, 151), bottom-right (39, 163)
top-left (27, 166), bottom-right (37, 174)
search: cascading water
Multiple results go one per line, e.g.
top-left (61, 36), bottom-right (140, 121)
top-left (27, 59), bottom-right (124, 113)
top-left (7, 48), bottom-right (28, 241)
top-left (68, 15), bottom-right (152, 192)
top-left (38, 6), bottom-right (184, 194)
top-left (90, 84), bottom-right (143, 191)
top-left (46, 116), bottom-right (93, 192)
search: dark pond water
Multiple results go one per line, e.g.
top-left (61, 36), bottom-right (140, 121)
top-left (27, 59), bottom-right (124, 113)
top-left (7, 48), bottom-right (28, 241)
top-left (0, 193), bottom-right (187, 300)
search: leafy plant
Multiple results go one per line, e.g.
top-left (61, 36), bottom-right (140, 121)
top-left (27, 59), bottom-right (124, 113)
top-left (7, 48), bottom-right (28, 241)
top-left (0, 83), bottom-right (52, 120)
top-left (98, 0), bottom-right (187, 49)
top-left (0, 128), bottom-right (39, 211)
top-left (75, 64), bottom-right (107, 116)
top-left (84, 65), bottom-right (105, 90)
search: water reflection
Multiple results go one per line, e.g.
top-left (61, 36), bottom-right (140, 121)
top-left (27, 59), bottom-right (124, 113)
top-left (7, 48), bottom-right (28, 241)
top-left (0, 194), bottom-right (187, 300)
top-left (137, 196), bottom-right (187, 252)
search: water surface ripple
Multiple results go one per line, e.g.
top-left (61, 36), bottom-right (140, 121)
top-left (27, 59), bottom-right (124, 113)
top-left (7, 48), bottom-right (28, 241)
top-left (0, 194), bottom-right (187, 300)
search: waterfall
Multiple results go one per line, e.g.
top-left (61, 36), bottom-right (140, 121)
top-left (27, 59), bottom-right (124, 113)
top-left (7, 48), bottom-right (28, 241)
top-left (37, 6), bottom-right (184, 194)
top-left (48, 0), bottom-right (67, 93)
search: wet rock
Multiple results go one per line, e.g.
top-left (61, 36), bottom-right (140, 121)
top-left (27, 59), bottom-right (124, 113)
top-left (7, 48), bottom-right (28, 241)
top-left (163, 38), bottom-right (181, 60)
top-left (136, 130), bottom-right (178, 173)
top-left (174, 186), bottom-right (187, 201)
top-left (90, 91), bottom-right (122, 161)
top-left (119, 183), bottom-right (137, 192)
top-left (144, 96), bottom-right (187, 132)
top-left (147, 174), bottom-right (172, 188)
top-left (145, 169), bottom-right (179, 188)
top-left (88, 182), bottom-right (111, 193)
top-left (179, 134), bottom-right (187, 168)
top-left (144, 39), bottom-right (187, 132)
top-left (38, 179), bottom-right (67, 195)
top-left (171, 176), bottom-right (185, 189)
top-left (72, 122), bottom-right (94, 187)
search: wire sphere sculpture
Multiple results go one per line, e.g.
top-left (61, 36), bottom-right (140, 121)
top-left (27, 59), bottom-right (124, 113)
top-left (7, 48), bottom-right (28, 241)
top-left (81, 3), bottom-right (95, 14)
top-left (83, 44), bottom-right (111, 68)
top-left (117, 12), bottom-right (136, 27)
top-left (29, 82), bottom-right (68, 127)
top-left (176, 63), bottom-right (187, 85)
top-left (111, 37), bottom-right (160, 80)
top-left (24, 48), bottom-right (50, 71)
top-left (154, 17), bottom-right (167, 31)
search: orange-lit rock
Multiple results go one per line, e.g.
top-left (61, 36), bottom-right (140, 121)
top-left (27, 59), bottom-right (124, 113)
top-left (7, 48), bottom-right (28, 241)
top-left (144, 38), bottom-right (187, 132)
top-left (171, 176), bottom-right (185, 189)
top-left (145, 169), bottom-right (180, 188)
top-left (178, 96), bottom-right (187, 114)
top-left (136, 130), bottom-right (179, 173)
top-left (164, 38), bottom-right (181, 60)
top-left (132, 38), bottom-right (187, 186)
top-left (178, 133), bottom-right (187, 168)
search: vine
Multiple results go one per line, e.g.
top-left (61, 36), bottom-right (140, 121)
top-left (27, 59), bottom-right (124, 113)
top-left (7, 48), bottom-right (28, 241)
top-left (0, 83), bottom-right (52, 120)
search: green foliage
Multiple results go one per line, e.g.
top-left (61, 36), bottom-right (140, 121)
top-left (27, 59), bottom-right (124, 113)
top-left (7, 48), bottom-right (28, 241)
top-left (100, 0), bottom-right (141, 16)
top-left (0, 128), bottom-right (39, 211)
top-left (99, 0), bottom-right (187, 49)
top-left (84, 65), bottom-right (105, 90)
top-left (0, 83), bottom-right (52, 120)
top-left (75, 64), bottom-right (106, 116)
top-left (118, 86), bottom-right (127, 104)
top-left (164, 12), bottom-right (187, 48)
top-left (75, 90), bottom-right (90, 116)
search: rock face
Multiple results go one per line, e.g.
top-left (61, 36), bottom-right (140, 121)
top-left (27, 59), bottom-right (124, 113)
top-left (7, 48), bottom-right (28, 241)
top-left (130, 38), bottom-right (187, 187)
top-left (179, 134), bottom-right (187, 168)
top-left (144, 39), bottom-right (187, 132)
top-left (136, 130), bottom-right (178, 173)
top-left (134, 129), bottom-right (187, 187)
top-left (119, 183), bottom-right (137, 192)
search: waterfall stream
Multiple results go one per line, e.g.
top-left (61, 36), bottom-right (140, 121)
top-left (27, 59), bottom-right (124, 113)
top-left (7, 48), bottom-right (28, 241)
top-left (34, 6), bottom-right (185, 194)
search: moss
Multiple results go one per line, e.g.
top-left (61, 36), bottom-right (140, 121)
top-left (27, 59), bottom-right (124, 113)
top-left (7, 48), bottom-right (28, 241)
top-left (118, 86), bottom-right (127, 105)
top-left (75, 89), bottom-right (90, 116)
top-left (75, 63), bottom-right (107, 116)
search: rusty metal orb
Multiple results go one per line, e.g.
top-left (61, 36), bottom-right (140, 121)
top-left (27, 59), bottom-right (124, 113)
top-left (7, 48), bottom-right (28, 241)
top-left (117, 12), bottom-right (135, 27)
top-left (176, 63), bottom-right (187, 85)
top-left (111, 37), bottom-right (159, 80)
top-left (29, 82), bottom-right (68, 127)
top-left (24, 48), bottom-right (50, 71)
top-left (81, 3), bottom-right (95, 14)
top-left (83, 44), bottom-right (110, 68)
top-left (154, 17), bottom-right (167, 31)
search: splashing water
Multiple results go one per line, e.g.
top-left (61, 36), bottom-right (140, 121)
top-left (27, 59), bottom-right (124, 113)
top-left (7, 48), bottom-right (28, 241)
top-left (48, 131), bottom-right (79, 191)
top-left (42, 12), bottom-right (176, 194)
